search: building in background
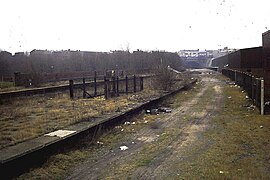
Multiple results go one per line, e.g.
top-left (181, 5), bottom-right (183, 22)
top-left (178, 48), bottom-right (234, 68)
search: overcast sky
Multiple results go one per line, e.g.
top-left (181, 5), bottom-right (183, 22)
top-left (0, 0), bottom-right (269, 53)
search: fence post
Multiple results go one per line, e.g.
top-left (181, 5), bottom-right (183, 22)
top-left (82, 78), bottom-right (86, 98)
top-left (112, 75), bottom-right (116, 97)
top-left (116, 76), bottom-right (119, 96)
top-left (140, 77), bottom-right (143, 91)
top-left (69, 80), bottom-right (74, 99)
top-left (104, 76), bottom-right (108, 100)
top-left (94, 71), bottom-right (97, 96)
top-left (261, 79), bottom-right (264, 115)
top-left (125, 75), bottom-right (128, 94)
top-left (133, 75), bottom-right (136, 92)
top-left (234, 71), bottom-right (237, 84)
top-left (251, 76), bottom-right (255, 103)
top-left (256, 78), bottom-right (259, 106)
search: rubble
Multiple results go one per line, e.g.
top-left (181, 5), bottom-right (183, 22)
top-left (159, 107), bottom-right (172, 113)
top-left (246, 104), bottom-right (256, 111)
top-left (146, 107), bottom-right (172, 115)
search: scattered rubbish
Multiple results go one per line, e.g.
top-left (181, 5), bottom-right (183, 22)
top-left (162, 132), bottom-right (167, 136)
top-left (97, 141), bottom-right (103, 145)
top-left (132, 142), bottom-right (135, 144)
top-left (156, 135), bottom-right (160, 137)
top-left (131, 122), bottom-right (136, 125)
top-left (120, 145), bottom-right (129, 151)
top-left (228, 82), bottom-right (235, 85)
top-left (144, 120), bottom-right (148, 124)
top-left (247, 104), bottom-right (256, 111)
top-left (260, 125), bottom-right (263, 128)
top-left (151, 109), bottom-right (159, 115)
top-left (219, 170), bottom-right (224, 174)
top-left (228, 96), bottom-right (232, 99)
top-left (265, 101), bottom-right (270, 106)
top-left (124, 121), bottom-right (131, 125)
top-left (159, 107), bottom-right (172, 113)
top-left (146, 107), bottom-right (172, 115)
top-left (245, 96), bottom-right (249, 99)
top-left (115, 126), bottom-right (122, 129)
top-left (241, 90), bottom-right (245, 93)
top-left (121, 129), bottom-right (124, 132)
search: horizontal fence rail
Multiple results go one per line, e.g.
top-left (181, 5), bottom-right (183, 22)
top-left (0, 74), bottom-right (154, 100)
top-left (222, 68), bottom-right (265, 115)
top-left (69, 75), bottom-right (144, 100)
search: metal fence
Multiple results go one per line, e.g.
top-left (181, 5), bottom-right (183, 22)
top-left (222, 68), bottom-right (265, 115)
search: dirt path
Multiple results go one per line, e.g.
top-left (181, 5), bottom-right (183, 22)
top-left (67, 71), bottom-right (224, 179)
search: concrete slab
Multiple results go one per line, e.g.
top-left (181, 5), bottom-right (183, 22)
top-left (45, 130), bottom-right (76, 138)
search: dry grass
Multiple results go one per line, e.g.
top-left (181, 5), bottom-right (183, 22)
top-left (16, 73), bottom-right (270, 179)
top-left (0, 76), bottom-right (189, 149)
top-left (166, 76), bottom-right (270, 179)
top-left (17, 112), bottom-right (160, 180)
top-left (15, 74), bottom-right (194, 179)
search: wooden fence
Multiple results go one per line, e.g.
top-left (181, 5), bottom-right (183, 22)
top-left (222, 68), bottom-right (266, 115)
top-left (69, 75), bottom-right (144, 99)
top-left (0, 74), bottom-right (150, 100)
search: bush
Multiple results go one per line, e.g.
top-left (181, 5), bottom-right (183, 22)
top-left (154, 65), bottom-right (175, 91)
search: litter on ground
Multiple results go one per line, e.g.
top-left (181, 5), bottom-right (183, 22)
top-left (120, 146), bottom-right (129, 151)
top-left (97, 141), bottom-right (104, 145)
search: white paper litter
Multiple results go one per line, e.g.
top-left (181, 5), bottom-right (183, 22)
top-left (45, 130), bottom-right (76, 138)
top-left (97, 141), bottom-right (104, 145)
top-left (120, 145), bottom-right (129, 151)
